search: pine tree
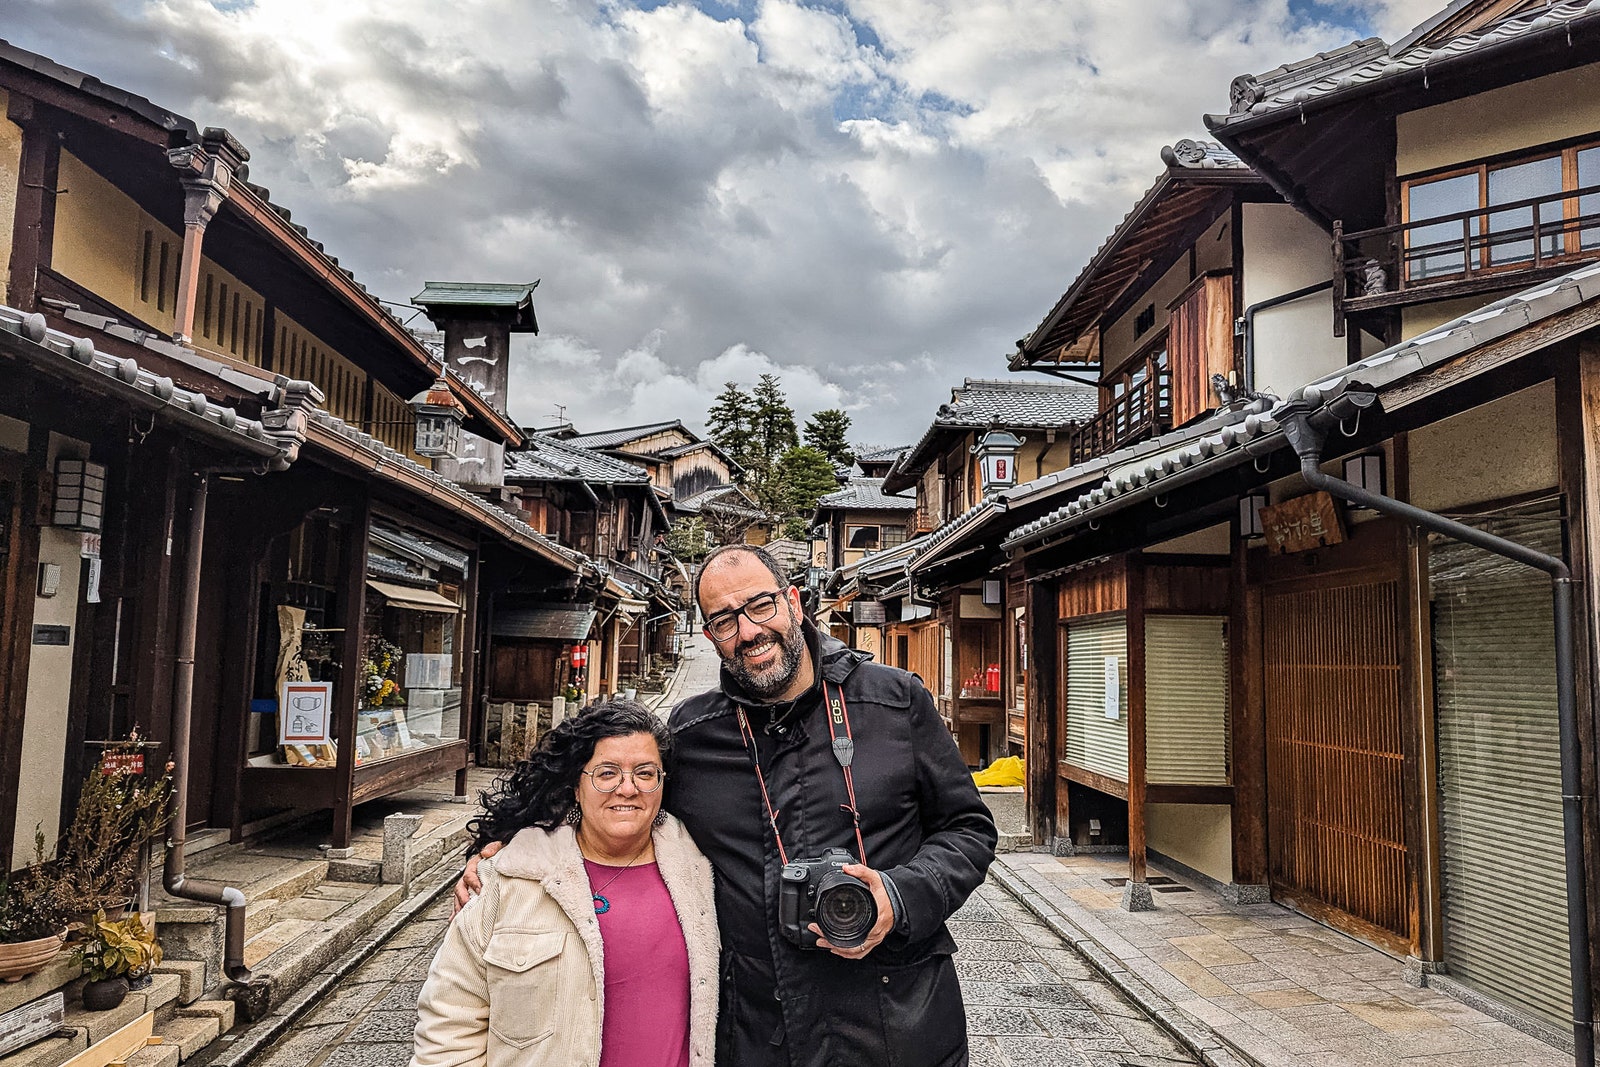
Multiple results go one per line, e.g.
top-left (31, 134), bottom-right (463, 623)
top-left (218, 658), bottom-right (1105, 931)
top-left (751, 374), bottom-right (799, 471)
top-left (775, 445), bottom-right (840, 517)
top-left (803, 409), bottom-right (854, 469)
top-left (705, 382), bottom-right (757, 478)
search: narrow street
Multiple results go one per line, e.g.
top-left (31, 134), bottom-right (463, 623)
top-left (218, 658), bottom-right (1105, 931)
top-left (244, 879), bottom-right (1196, 1067)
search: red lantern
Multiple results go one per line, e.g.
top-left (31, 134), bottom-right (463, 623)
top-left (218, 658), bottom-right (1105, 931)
top-left (571, 644), bottom-right (589, 668)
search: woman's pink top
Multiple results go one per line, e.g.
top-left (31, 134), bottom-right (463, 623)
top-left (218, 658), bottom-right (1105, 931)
top-left (585, 860), bottom-right (691, 1067)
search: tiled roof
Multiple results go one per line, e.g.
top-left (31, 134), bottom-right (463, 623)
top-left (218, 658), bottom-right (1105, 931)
top-left (675, 484), bottom-right (763, 517)
top-left (856, 445), bottom-right (909, 463)
top-left (1003, 259), bottom-right (1600, 551)
top-left (889, 379), bottom-right (1097, 489)
top-left (414, 281), bottom-right (538, 309)
top-left (505, 435), bottom-right (651, 484)
top-left (1206, 3), bottom-right (1600, 133)
top-left (815, 477), bottom-right (916, 511)
top-left (0, 305), bottom-right (308, 469)
top-left (304, 407), bottom-right (588, 573)
top-left (558, 421), bottom-right (686, 451)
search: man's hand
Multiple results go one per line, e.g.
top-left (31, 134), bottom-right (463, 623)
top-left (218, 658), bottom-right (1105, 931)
top-left (451, 840), bottom-right (503, 918)
top-left (810, 864), bottom-right (895, 960)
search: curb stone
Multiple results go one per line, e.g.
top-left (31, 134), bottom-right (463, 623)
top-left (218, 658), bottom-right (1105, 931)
top-left (987, 860), bottom-right (1263, 1067)
top-left (193, 853), bottom-right (463, 1067)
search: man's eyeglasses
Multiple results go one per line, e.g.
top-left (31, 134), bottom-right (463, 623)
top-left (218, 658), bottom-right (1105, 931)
top-left (581, 764), bottom-right (664, 793)
top-left (703, 590), bottom-right (786, 642)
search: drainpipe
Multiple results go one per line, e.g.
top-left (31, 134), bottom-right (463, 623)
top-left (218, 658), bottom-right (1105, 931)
top-left (163, 470), bottom-right (252, 984)
top-left (1236, 280), bottom-right (1332, 395)
top-left (1282, 408), bottom-right (1594, 1067)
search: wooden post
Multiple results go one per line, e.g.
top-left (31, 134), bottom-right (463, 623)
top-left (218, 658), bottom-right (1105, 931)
top-left (330, 496), bottom-right (371, 850)
top-left (1230, 516), bottom-right (1268, 890)
top-left (1125, 554), bottom-right (1151, 909)
top-left (5, 97), bottom-right (59, 313)
top-left (1027, 572), bottom-right (1060, 847)
top-left (455, 542), bottom-right (481, 798)
top-left (1332, 219), bottom-right (1346, 339)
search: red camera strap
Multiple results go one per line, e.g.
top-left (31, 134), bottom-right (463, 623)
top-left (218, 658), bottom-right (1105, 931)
top-left (735, 680), bottom-right (867, 868)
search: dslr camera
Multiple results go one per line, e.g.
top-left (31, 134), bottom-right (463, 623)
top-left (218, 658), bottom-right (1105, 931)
top-left (778, 847), bottom-right (878, 950)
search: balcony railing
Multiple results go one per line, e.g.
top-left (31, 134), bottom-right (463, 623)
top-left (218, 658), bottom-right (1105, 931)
top-left (1334, 182), bottom-right (1600, 330)
top-left (912, 502), bottom-right (939, 535)
top-left (1069, 357), bottom-right (1171, 465)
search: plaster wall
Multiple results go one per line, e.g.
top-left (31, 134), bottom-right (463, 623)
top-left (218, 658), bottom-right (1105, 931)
top-left (1396, 63), bottom-right (1600, 177)
top-left (1101, 214), bottom-right (1231, 373)
top-left (12, 431), bottom-right (89, 864)
top-left (1408, 381), bottom-right (1557, 512)
top-left (1147, 802), bottom-right (1233, 885)
top-left (1401, 294), bottom-right (1520, 341)
top-left (1145, 522), bottom-right (1230, 556)
top-left (53, 150), bottom-right (174, 330)
top-left (0, 93), bottom-right (20, 302)
top-left (1240, 203), bottom-right (1348, 398)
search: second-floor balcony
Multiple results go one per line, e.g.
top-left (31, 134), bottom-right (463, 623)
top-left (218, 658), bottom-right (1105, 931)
top-left (1069, 360), bottom-right (1170, 465)
top-left (1336, 180), bottom-right (1600, 327)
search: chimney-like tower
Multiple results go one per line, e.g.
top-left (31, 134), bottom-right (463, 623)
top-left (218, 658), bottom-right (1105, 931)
top-left (412, 281), bottom-right (539, 488)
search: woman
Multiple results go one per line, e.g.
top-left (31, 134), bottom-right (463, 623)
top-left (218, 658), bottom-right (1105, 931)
top-left (412, 699), bottom-right (718, 1067)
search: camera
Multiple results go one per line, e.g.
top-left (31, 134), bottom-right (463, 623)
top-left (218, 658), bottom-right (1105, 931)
top-left (778, 847), bottom-right (878, 950)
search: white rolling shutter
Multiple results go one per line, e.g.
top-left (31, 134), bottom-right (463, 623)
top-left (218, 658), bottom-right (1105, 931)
top-left (1430, 501), bottom-right (1569, 1030)
top-left (1146, 615), bottom-right (1230, 785)
top-left (1063, 615), bottom-right (1128, 781)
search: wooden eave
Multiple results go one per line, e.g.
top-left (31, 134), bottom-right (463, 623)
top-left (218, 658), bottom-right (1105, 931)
top-left (1012, 171), bottom-right (1261, 371)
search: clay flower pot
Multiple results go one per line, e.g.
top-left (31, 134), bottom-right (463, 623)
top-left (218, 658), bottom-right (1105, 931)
top-left (0, 931), bottom-right (66, 983)
top-left (82, 976), bottom-right (130, 1011)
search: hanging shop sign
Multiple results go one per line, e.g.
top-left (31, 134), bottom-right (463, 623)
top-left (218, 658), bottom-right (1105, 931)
top-left (1260, 491), bottom-right (1346, 555)
top-left (279, 680), bottom-right (334, 745)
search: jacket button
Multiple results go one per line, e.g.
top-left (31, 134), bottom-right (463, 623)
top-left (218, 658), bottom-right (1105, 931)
top-left (515, 959), bottom-right (526, 967)
top-left (881, 976), bottom-right (889, 984)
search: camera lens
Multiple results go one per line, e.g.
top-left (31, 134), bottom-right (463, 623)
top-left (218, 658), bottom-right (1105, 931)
top-left (814, 871), bottom-right (877, 948)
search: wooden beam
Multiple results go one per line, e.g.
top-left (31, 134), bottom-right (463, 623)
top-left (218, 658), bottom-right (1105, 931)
top-left (1027, 572), bottom-right (1060, 846)
top-left (0, 449), bottom-right (41, 872)
top-left (1229, 521), bottom-right (1267, 888)
top-left (329, 497), bottom-right (371, 850)
top-left (1057, 760), bottom-right (1129, 801)
top-left (1146, 784), bottom-right (1234, 805)
top-left (5, 98), bottom-right (60, 313)
top-left (1126, 554), bottom-right (1148, 890)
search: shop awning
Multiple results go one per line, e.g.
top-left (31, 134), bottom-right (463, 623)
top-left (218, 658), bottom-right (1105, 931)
top-left (367, 579), bottom-right (460, 613)
top-left (493, 605), bottom-right (598, 641)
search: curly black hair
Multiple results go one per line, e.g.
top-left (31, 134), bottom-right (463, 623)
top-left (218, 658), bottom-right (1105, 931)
top-left (467, 698), bottom-right (670, 856)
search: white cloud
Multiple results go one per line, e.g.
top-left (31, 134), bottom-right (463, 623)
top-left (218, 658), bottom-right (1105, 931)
top-left (7, 0), bottom-right (1431, 445)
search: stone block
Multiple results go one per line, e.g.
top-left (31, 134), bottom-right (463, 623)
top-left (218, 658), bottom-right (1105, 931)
top-left (154, 915), bottom-right (223, 995)
top-left (322, 848), bottom-right (355, 861)
top-left (150, 963), bottom-right (204, 1008)
top-left (74, 997), bottom-right (147, 1046)
top-left (224, 978), bottom-right (273, 1026)
top-left (325, 860), bottom-right (382, 885)
top-left (0, 1033), bottom-right (83, 1067)
top-left (155, 1015), bottom-right (218, 1061)
top-left (381, 815), bottom-right (424, 888)
top-left (136, 974), bottom-right (182, 1016)
top-left (175, 1001), bottom-right (234, 1034)
top-left (1120, 881), bottom-right (1155, 912)
top-left (0, 956), bottom-right (81, 1018)
top-left (126, 1041), bottom-right (181, 1067)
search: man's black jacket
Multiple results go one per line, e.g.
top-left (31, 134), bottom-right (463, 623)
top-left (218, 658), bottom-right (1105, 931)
top-left (666, 625), bottom-right (998, 1067)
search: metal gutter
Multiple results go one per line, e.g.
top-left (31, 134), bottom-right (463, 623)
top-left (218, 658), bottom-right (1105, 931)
top-left (1281, 406), bottom-right (1594, 1067)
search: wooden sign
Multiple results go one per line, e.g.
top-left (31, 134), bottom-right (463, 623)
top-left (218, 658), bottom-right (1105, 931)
top-left (101, 752), bottom-right (144, 775)
top-left (0, 993), bottom-right (64, 1058)
top-left (1260, 492), bottom-right (1346, 554)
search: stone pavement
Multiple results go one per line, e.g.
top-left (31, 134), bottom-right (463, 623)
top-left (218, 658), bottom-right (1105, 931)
top-left (245, 877), bottom-right (1201, 1067)
top-left (646, 630), bottom-right (722, 714)
top-left (994, 851), bottom-right (1567, 1067)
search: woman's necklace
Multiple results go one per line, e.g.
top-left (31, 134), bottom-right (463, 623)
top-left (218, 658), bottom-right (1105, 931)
top-left (578, 835), bottom-right (652, 915)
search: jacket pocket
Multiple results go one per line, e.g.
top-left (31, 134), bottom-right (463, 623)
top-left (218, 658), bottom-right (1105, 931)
top-left (484, 930), bottom-right (567, 1048)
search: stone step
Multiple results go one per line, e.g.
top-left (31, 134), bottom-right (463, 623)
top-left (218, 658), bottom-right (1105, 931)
top-left (230, 880), bottom-right (405, 1021)
top-left (0, 971), bottom-right (185, 1067)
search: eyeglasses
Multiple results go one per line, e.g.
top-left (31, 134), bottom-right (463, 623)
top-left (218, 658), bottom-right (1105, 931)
top-left (581, 764), bottom-right (664, 793)
top-left (703, 590), bottom-right (788, 642)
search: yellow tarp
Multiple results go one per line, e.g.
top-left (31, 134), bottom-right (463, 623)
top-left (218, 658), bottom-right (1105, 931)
top-left (972, 755), bottom-right (1025, 788)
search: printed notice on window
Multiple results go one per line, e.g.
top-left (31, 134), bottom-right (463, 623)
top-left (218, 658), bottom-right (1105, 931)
top-left (1103, 656), bottom-right (1120, 720)
top-left (280, 680), bottom-right (333, 745)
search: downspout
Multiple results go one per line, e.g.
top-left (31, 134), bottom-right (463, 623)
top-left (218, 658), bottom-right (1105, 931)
top-left (1237, 280), bottom-right (1332, 395)
top-left (1282, 408), bottom-right (1593, 1067)
top-left (163, 470), bottom-right (252, 984)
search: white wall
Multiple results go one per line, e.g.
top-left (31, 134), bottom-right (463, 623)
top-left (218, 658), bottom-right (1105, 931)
top-left (1101, 214), bottom-right (1231, 372)
top-left (1241, 203), bottom-right (1348, 399)
top-left (1397, 63), bottom-right (1600, 178)
top-left (12, 432), bottom-right (89, 864)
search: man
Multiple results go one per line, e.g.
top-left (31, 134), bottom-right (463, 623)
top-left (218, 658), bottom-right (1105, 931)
top-left (458, 545), bottom-right (996, 1066)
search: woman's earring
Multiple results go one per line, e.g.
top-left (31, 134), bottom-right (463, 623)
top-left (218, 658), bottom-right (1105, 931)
top-left (653, 810), bottom-right (668, 828)
top-left (565, 805), bottom-right (582, 826)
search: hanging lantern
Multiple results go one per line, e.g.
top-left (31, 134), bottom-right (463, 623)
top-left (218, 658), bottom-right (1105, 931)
top-left (407, 375), bottom-right (467, 458)
top-left (971, 429), bottom-right (1024, 493)
top-left (571, 644), bottom-right (589, 669)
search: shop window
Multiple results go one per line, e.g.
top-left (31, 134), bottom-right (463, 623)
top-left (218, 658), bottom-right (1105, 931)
top-left (880, 525), bottom-right (907, 549)
top-left (1062, 614), bottom-right (1128, 782)
top-left (1144, 615), bottom-right (1229, 785)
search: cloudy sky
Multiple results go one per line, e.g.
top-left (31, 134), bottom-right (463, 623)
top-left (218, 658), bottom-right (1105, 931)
top-left (10, 0), bottom-right (1440, 444)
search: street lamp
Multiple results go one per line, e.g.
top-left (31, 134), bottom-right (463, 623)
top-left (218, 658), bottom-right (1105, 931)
top-left (407, 376), bottom-right (466, 458)
top-left (972, 429), bottom-right (1024, 493)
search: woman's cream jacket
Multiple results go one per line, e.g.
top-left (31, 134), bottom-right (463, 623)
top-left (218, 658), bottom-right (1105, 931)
top-left (411, 816), bottom-right (719, 1067)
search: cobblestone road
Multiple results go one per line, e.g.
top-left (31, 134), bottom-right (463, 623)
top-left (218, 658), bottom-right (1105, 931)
top-left (247, 876), bottom-right (1197, 1067)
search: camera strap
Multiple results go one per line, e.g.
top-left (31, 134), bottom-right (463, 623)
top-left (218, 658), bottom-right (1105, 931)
top-left (735, 679), bottom-right (867, 867)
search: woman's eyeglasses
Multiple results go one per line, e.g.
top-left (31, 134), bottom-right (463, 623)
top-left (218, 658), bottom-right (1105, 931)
top-left (582, 764), bottom-right (664, 793)
top-left (703, 590), bottom-right (785, 641)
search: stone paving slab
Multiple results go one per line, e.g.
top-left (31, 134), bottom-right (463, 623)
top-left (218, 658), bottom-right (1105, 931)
top-left (993, 851), bottom-right (1569, 1067)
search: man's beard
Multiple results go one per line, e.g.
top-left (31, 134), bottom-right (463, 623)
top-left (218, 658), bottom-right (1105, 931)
top-left (725, 609), bottom-right (806, 701)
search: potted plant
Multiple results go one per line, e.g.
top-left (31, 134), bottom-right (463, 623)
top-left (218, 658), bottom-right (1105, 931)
top-left (70, 910), bottom-right (162, 1011)
top-left (57, 733), bottom-right (174, 924)
top-left (0, 830), bottom-right (72, 983)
